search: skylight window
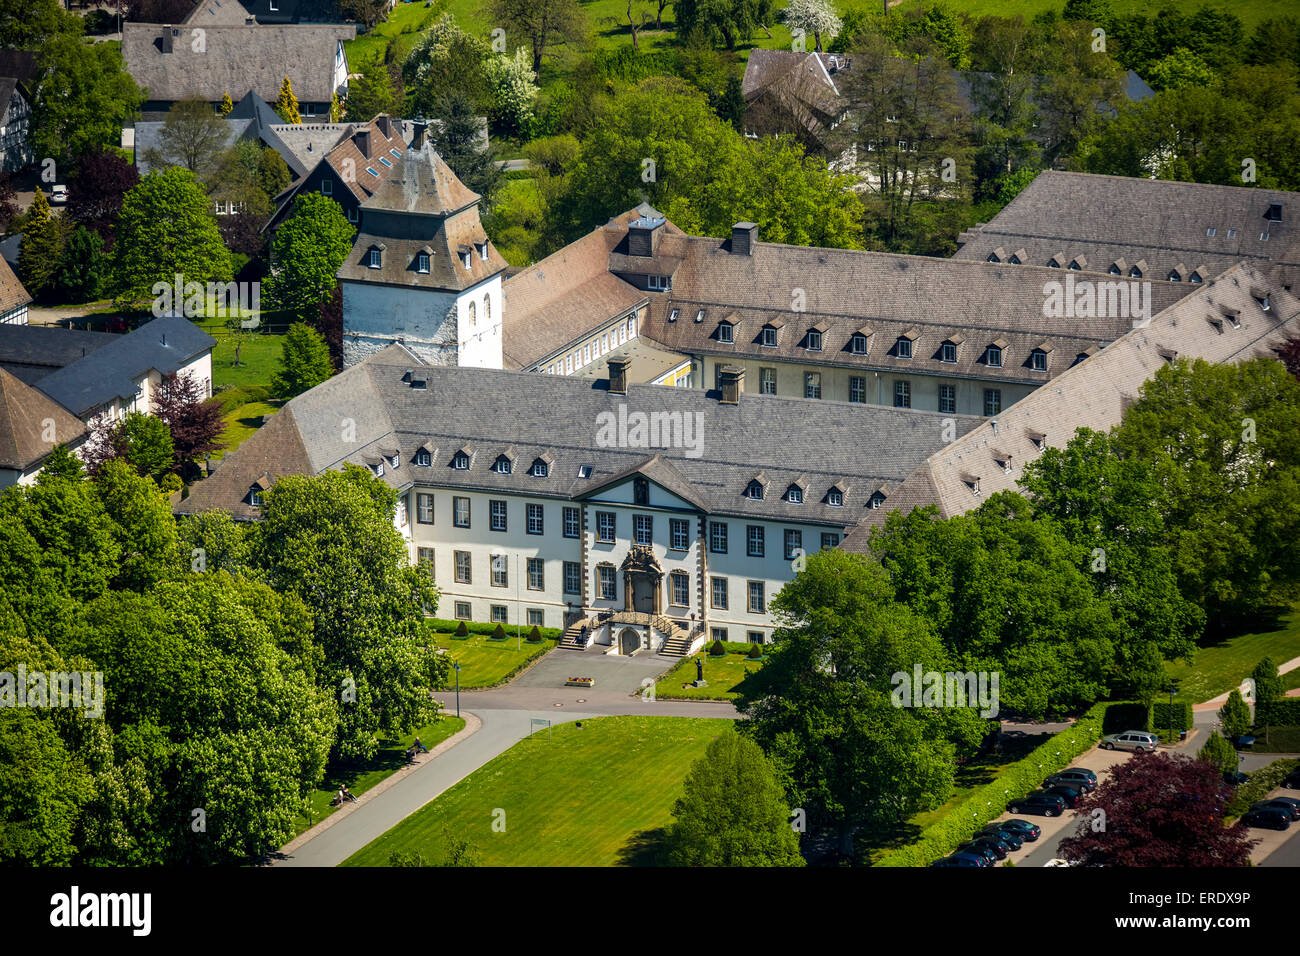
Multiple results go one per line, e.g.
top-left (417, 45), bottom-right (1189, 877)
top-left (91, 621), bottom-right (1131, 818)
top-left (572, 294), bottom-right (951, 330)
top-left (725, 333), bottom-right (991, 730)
top-left (380, 157), bottom-right (393, 167)
top-left (390, 148), bottom-right (401, 158)
top-left (578, 465), bottom-right (593, 479)
top-left (366, 167), bottom-right (379, 177)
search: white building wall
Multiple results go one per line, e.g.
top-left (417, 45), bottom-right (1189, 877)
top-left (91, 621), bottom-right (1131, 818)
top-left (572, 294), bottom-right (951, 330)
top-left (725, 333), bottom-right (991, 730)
top-left (455, 274), bottom-right (503, 369)
top-left (342, 281), bottom-right (459, 368)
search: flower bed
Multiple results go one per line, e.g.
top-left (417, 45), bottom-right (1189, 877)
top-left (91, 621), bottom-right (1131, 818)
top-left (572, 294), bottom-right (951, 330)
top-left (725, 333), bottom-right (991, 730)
top-left (565, 677), bottom-right (596, 687)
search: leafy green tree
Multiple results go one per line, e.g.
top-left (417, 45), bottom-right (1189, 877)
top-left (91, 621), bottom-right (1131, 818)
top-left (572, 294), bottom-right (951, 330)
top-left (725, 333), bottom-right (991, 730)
top-left (403, 13), bottom-right (493, 117)
top-left (0, 0), bottom-right (80, 48)
top-left (87, 412), bottom-right (175, 485)
top-left (1245, 17), bottom-right (1300, 70)
top-left (30, 34), bottom-right (145, 164)
top-left (112, 167), bottom-right (232, 306)
top-left (1198, 731), bottom-right (1238, 776)
top-left (1219, 690), bottom-right (1251, 740)
top-left (675, 0), bottom-right (773, 50)
top-left (54, 225), bottom-right (108, 303)
top-left (1033, 19), bottom-right (1124, 167)
top-left (483, 47), bottom-right (540, 135)
top-left (93, 458), bottom-right (180, 590)
top-left (780, 0), bottom-right (840, 52)
top-left (1148, 47), bottom-right (1217, 90)
top-left (140, 98), bottom-right (228, 181)
top-left (271, 323), bottom-right (334, 399)
top-left (1251, 658), bottom-right (1282, 704)
top-left (344, 61), bottom-right (399, 122)
top-left (487, 0), bottom-right (587, 74)
top-left (18, 189), bottom-right (69, 296)
top-left (176, 509), bottom-right (250, 578)
top-left (716, 72), bottom-right (745, 129)
top-left (249, 467), bottom-right (448, 761)
top-left (263, 193), bottom-right (354, 323)
top-left (258, 147), bottom-right (291, 202)
top-left (664, 730), bottom-right (804, 866)
top-left (426, 91), bottom-right (503, 208)
top-left (36, 443), bottom-right (84, 483)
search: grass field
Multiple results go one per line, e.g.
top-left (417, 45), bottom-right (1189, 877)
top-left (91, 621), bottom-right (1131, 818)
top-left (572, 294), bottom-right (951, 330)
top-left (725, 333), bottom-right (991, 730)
top-left (433, 630), bottom-right (557, 688)
top-left (296, 715), bottom-right (466, 837)
top-left (1165, 604), bottom-right (1300, 704)
top-left (343, 715), bottom-right (729, 866)
top-left (885, 0), bottom-right (1279, 31)
top-left (655, 648), bottom-right (765, 700)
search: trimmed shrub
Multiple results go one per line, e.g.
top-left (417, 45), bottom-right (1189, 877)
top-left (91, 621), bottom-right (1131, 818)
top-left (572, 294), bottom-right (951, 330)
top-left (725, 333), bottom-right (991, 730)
top-left (1198, 731), bottom-right (1238, 775)
top-left (708, 639), bottom-right (726, 656)
top-left (1150, 700), bottom-right (1193, 734)
top-left (747, 643), bottom-right (763, 659)
top-left (1226, 758), bottom-right (1300, 818)
top-left (527, 625), bottom-right (543, 643)
top-left (491, 623), bottom-right (507, 640)
top-left (454, 620), bottom-right (469, 637)
top-left (429, 618), bottom-right (562, 640)
top-left (1256, 697), bottom-right (1300, 728)
top-left (1102, 702), bottom-right (1148, 734)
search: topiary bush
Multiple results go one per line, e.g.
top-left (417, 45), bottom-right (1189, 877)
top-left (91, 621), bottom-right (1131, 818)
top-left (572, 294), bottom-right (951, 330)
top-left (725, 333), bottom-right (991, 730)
top-left (492, 623), bottom-right (507, 640)
top-left (747, 643), bottom-right (763, 659)
top-left (455, 620), bottom-right (469, 637)
top-left (527, 625), bottom-right (542, 643)
top-left (708, 639), bottom-right (726, 656)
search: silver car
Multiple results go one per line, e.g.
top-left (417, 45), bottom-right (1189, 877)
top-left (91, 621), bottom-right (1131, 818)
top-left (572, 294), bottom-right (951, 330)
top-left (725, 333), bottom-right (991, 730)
top-left (1100, 730), bottom-right (1159, 752)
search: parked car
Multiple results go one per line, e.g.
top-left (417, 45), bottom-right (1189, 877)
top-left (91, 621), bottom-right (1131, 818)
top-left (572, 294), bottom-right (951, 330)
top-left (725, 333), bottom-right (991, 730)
top-left (1282, 769), bottom-right (1300, 790)
top-left (954, 842), bottom-right (999, 865)
top-left (978, 824), bottom-right (1023, 850)
top-left (1241, 807), bottom-right (1292, 831)
top-left (49, 184), bottom-right (68, 204)
top-left (1043, 785), bottom-right (1083, 809)
top-left (1008, 793), bottom-right (1067, 817)
top-left (930, 851), bottom-right (989, 867)
top-left (1252, 798), bottom-right (1300, 821)
top-left (959, 836), bottom-right (1011, 860)
top-left (994, 819), bottom-right (1042, 841)
top-left (1099, 730), bottom-right (1159, 752)
top-left (1224, 770), bottom-right (1250, 787)
top-left (1044, 769), bottom-right (1097, 793)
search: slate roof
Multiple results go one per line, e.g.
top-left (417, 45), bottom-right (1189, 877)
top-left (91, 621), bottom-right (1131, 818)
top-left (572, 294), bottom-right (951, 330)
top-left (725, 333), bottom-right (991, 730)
top-left (0, 50), bottom-right (38, 92)
top-left (262, 122), bottom-right (352, 178)
top-left (840, 263), bottom-right (1300, 551)
top-left (0, 368), bottom-right (86, 472)
top-left (123, 0), bottom-right (354, 105)
top-left (35, 316), bottom-right (216, 418)
top-left (955, 171), bottom-right (1300, 292)
top-left (0, 325), bottom-right (119, 385)
top-left (177, 343), bottom-right (983, 522)
top-left (742, 49), bottom-right (844, 99)
top-left (0, 255), bottom-right (31, 316)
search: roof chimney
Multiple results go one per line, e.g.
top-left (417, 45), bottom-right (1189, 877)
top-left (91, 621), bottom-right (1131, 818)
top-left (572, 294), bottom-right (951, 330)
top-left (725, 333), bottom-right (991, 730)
top-left (718, 365), bottom-right (744, 405)
top-left (1267, 201), bottom-right (1283, 223)
top-left (160, 27), bottom-right (175, 53)
top-left (376, 115), bottom-right (391, 138)
top-left (731, 222), bottom-right (758, 255)
top-left (608, 356), bottom-right (631, 395)
top-left (627, 215), bottom-right (665, 257)
top-left (411, 119), bottom-right (428, 150)
top-left (354, 128), bottom-right (371, 158)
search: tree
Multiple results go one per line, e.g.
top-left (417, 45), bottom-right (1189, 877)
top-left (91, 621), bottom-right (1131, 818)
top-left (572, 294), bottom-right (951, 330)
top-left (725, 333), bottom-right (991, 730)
top-left (716, 72), bottom-right (745, 129)
top-left (487, 0), bottom-right (587, 74)
top-left (248, 467), bottom-right (447, 761)
top-left (1251, 658), bottom-right (1282, 704)
top-left (483, 47), bottom-right (541, 135)
top-left (675, 0), bottom-right (773, 50)
top-left (140, 98), bottom-right (229, 182)
top-left (780, 0), bottom-right (840, 52)
top-left (84, 411), bottom-right (175, 485)
top-left (220, 91), bottom-right (234, 116)
top-left (262, 193), bottom-right (354, 323)
top-left (259, 147), bottom-right (291, 201)
top-left (316, 282), bottom-right (343, 371)
top-left (0, 0), bottom-right (80, 48)
top-left (67, 148), bottom-right (139, 246)
top-left (36, 443), bottom-right (84, 483)
top-left (112, 167), bottom-right (232, 306)
top-left (1058, 753), bottom-right (1251, 866)
top-left (1147, 47), bottom-right (1216, 90)
top-left (54, 225), bottom-right (108, 303)
top-left (1276, 336), bottom-right (1300, 382)
top-left (30, 33), bottom-right (145, 164)
top-left (339, 0), bottom-right (389, 31)
top-left (271, 323), bottom-right (334, 399)
top-left (403, 14), bottom-right (493, 118)
top-left (1033, 20), bottom-right (1125, 167)
top-left (18, 190), bottom-right (69, 296)
top-left (0, 174), bottom-right (20, 234)
top-left (208, 138), bottom-right (276, 255)
top-left (344, 61), bottom-right (399, 123)
top-left (663, 730), bottom-right (804, 866)
top-left (1198, 731), bottom-right (1238, 776)
top-left (426, 91), bottom-right (503, 209)
top-left (275, 76), bottom-right (302, 124)
top-left (1219, 690), bottom-right (1251, 741)
top-left (153, 370), bottom-right (227, 479)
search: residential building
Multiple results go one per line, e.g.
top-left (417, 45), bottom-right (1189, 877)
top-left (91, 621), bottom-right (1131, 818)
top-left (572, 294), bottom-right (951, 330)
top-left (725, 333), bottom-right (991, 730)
top-left (0, 256), bottom-right (31, 326)
top-left (0, 74), bottom-right (32, 173)
top-left (0, 368), bottom-right (87, 489)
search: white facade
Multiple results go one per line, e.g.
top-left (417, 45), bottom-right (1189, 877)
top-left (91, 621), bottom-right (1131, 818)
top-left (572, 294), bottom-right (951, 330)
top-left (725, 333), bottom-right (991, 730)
top-left (81, 351), bottom-right (213, 430)
top-left (0, 302), bottom-right (27, 325)
top-left (342, 274), bottom-right (502, 369)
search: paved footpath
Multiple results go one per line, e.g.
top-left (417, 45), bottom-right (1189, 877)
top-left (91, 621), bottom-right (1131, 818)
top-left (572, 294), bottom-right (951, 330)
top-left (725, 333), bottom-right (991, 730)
top-left (273, 647), bottom-right (736, 867)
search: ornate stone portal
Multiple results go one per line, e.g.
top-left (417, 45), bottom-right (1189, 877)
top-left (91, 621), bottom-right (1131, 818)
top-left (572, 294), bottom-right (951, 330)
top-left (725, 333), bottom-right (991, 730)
top-left (620, 544), bottom-right (663, 616)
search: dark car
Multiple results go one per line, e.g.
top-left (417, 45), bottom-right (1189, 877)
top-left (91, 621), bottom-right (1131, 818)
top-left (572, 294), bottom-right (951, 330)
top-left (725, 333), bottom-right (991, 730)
top-left (959, 836), bottom-right (1011, 860)
top-left (979, 824), bottom-right (1024, 850)
top-left (1242, 807), bottom-right (1292, 831)
top-left (995, 819), bottom-right (1042, 842)
top-left (1009, 793), bottom-right (1067, 817)
top-left (1283, 769), bottom-right (1300, 790)
top-left (1224, 770), bottom-right (1250, 787)
top-left (1043, 769), bottom-right (1098, 793)
top-left (1252, 798), bottom-right (1300, 821)
top-left (1043, 786), bottom-right (1083, 809)
top-left (930, 851), bottom-right (989, 867)
top-left (954, 842), bottom-right (999, 865)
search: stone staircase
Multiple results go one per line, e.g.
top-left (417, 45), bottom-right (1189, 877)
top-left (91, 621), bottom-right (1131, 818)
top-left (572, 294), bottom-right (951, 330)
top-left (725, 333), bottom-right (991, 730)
top-left (558, 618), bottom-right (594, 651)
top-left (655, 617), bottom-right (698, 658)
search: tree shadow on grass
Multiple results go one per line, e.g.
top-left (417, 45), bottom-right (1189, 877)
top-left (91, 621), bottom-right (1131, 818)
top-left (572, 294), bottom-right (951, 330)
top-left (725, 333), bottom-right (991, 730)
top-left (616, 827), bottom-right (669, 866)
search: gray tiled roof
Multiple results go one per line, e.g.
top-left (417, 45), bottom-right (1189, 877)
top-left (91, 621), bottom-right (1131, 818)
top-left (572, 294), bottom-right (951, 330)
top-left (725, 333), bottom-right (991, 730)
top-left (0, 325), bottom-right (119, 385)
top-left (36, 316), bottom-right (216, 417)
top-left (0, 368), bottom-right (86, 471)
top-left (0, 254), bottom-right (31, 316)
top-left (178, 344), bottom-right (983, 522)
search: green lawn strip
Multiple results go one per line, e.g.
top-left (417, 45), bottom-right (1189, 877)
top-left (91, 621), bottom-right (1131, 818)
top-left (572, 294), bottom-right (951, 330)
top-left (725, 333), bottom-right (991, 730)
top-left (343, 715), bottom-right (729, 866)
top-left (295, 715), bottom-right (466, 837)
top-left (655, 649), bottom-right (763, 700)
top-left (214, 398), bottom-right (282, 460)
top-left (1164, 603), bottom-right (1300, 704)
top-left (433, 630), bottom-right (557, 688)
top-left (883, 0), bottom-right (1276, 29)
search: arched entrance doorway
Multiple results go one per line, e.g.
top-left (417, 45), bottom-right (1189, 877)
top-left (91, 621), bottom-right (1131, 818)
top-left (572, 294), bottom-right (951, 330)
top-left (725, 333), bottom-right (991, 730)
top-left (618, 628), bottom-right (641, 656)
top-left (620, 545), bottom-right (664, 616)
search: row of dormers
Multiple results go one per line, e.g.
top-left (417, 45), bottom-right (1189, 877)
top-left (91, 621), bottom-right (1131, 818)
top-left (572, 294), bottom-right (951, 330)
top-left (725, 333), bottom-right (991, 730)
top-left (985, 247), bottom-right (1209, 283)
top-left (366, 240), bottom-right (491, 272)
top-left (742, 472), bottom-right (888, 509)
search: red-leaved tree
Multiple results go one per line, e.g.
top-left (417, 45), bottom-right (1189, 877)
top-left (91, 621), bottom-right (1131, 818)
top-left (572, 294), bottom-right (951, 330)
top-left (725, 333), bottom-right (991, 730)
top-left (317, 282), bottom-right (343, 372)
top-left (69, 149), bottom-right (140, 249)
top-left (154, 371), bottom-right (227, 480)
top-left (1058, 752), bottom-right (1254, 866)
top-left (1276, 337), bottom-right (1300, 383)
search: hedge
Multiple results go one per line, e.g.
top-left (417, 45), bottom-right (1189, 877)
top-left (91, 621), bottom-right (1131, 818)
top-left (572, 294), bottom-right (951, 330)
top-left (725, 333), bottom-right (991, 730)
top-left (875, 701), bottom-right (1139, 867)
top-left (1226, 758), bottom-right (1300, 818)
top-left (427, 619), bottom-right (563, 641)
top-left (1151, 700), bottom-right (1194, 734)
top-left (1256, 698), bottom-right (1300, 727)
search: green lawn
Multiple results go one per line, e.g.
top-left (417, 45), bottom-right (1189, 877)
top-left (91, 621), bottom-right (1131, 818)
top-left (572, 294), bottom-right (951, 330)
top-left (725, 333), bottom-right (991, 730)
top-left (433, 630), bottom-right (556, 688)
top-left (343, 715), bottom-right (729, 866)
top-left (1165, 604), bottom-right (1300, 704)
top-left (346, 0), bottom-right (449, 69)
top-left (885, 0), bottom-right (1279, 30)
top-left (295, 715), bottom-right (466, 837)
top-left (655, 649), bottom-right (765, 700)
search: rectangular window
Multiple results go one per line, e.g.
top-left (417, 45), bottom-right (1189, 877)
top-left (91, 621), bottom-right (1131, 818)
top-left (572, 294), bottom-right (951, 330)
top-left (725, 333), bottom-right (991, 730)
top-left (849, 376), bottom-right (866, 404)
top-left (490, 605), bottom-right (508, 623)
top-left (597, 565), bottom-right (616, 600)
top-left (671, 572), bottom-right (690, 607)
top-left (596, 511), bottom-right (616, 543)
top-left (1032, 350), bottom-right (1047, 371)
top-left (711, 576), bottom-right (728, 609)
top-left (453, 496), bottom-right (470, 528)
top-left (709, 521), bottom-right (728, 554)
top-left (454, 601), bottom-right (471, 620)
top-left (526, 503), bottom-right (544, 535)
top-left (938, 384), bottom-right (956, 414)
top-left (490, 554), bottom-right (508, 588)
top-left (760, 367), bottom-right (776, 395)
top-left (454, 551), bottom-right (471, 584)
top-left (634, 514), bottom-right (653, 545)
top-left (563, 507), bottom-right (580, 538)
top-left (670, 518), bottom-right (690, 551)
top-left (941, 342), bottom-right (957, 363)
top-left (489, 499), bottom-right (507, 532)
top-left (986, 346), bottom-right (1002, 368)
top-left (321, 178), bottom-right (332, 195)
top-left (748, 581), bottom-right (765, 614)
top-left (984, 389), bottom-right (1001, 416)
top-left (804, 372), bottom-right (821, 399)
top-left (747, 525), bottom-right (765, 557)
top-left (417, 547), bottom-right (434, 579)
top-left (711, 627), bottom-right (728, 642)
top-left (718, 323), bottom-right (733, 344)
top-left (894, 380), bottom-right (910, 408)
top-left (761, 326), bottom-right (777, 347)
top-left (784, 529), bottom-right (802, 560)
top-left (563, 561), bottom-right (581, 595)
top-left (807, 330), bottom-right (822, 351)
top-left (527, 557), bottom-right (544, 591)
top-left (821, 532), bottom-right (840, 550)
top-left (896, 337), bottom-right (912, 359)
top-left (527, 608), bottom-right (544, 627)
top-left (748, 631), bottom-right (765, 645)
top-left (417, 493), bottom-right (434, 524)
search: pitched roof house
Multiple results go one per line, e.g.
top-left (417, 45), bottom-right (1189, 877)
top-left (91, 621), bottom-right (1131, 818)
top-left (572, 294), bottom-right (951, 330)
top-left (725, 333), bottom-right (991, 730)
top-left (0, 256), bottom-right (31, 326)
top-left (0, 368), bottom-right (87, 489)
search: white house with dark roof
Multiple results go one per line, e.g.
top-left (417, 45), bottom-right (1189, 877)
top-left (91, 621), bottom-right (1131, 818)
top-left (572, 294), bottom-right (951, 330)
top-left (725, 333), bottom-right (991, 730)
top-left (0, 256), bottom-right (31, 326)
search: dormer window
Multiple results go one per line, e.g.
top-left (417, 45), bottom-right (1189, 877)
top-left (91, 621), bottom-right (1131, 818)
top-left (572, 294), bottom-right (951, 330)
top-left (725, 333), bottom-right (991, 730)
top-left (669, 308), bottom-right (679, 322)
top-left (985, 344), bottom-right (1003, 367)
top-left (372, 460), bottom-right (384, 477)
top-left (416, 253), bottom-right (430, 273)
top-left (1129, 266), bottom-right (1142, 278)
top-left (368, 247), bottom-right (381, 268)
top-left (745, 480), bottom-right (764, 500)
top-left (895, 337), bottom-right (912, 359)
top-left (578, 465), bottom-right (593, 479)
top-left (1190, 272), bottom-right (1203, 284)
top-left (648, 275), bottom-right (670, 291)
top-left (940, 341), bottom-right (957, 363)
top-left (463, 251), bottom-right (472, 269)
top-left (530, 459), bottom-right (549, 478)
top-left (633, 476), bottom-right (649, 505)
top-left (987, 252), bottom-right (1000, 263)
top-left (415, 450), bottom-right (432, 467)
top-left (321, 179), bottom-right (332, 196)
top-left (1108, 263), bottom-right (1121, 275)
top-left (389, 453), bottom-right (400, 468)
top-left (479, 243), bottom-right (489, 262)
top-left (868, 491), bottom-right (886, 509)
top-left (786, 485), bottom-right (803, 504)
top-left (1048, 258), bottom-right (1061, 268)
top-left (1256, 294), bottom-right (1271, 312)
top-left (1168, 269), bottom-right (1181, 282)
top-left (850, 333), bottom-right (868, 355)
top-left (493, 456), bottom-right (512, 474)
top-left (761, 325), bottom-right (778, 347)
top-left (250, 489), bottom-right (264, 507)
top-left (453, 452), bottom-right (470, 470)
top-left (1031, 349), bottom-right (1048, 371)
top-left (826, 488), bottom-right (843, 507)
top-left (718, 321), bottom-right (734, 344)
top-left (806, 329), bottom-right (822, 351)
